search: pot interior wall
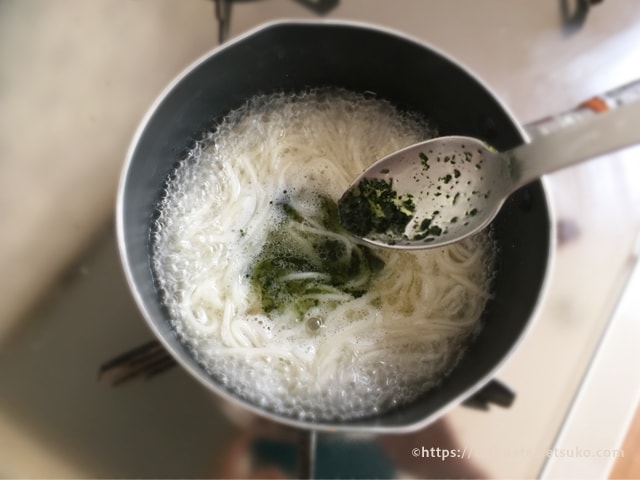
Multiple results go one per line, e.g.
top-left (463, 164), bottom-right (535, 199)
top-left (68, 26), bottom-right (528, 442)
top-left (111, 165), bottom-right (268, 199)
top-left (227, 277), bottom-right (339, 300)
top-left (119, 22), bottom-right (551, 430)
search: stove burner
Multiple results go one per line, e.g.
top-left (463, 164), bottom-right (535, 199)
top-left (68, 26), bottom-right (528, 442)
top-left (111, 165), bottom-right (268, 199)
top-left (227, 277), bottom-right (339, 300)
top-left (213, 0), bottom-right (340, 44)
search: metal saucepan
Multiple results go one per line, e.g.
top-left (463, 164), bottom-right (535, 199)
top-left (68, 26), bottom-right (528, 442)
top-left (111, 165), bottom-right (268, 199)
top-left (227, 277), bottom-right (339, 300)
top-left (116, 20), bottom-right (553, 432)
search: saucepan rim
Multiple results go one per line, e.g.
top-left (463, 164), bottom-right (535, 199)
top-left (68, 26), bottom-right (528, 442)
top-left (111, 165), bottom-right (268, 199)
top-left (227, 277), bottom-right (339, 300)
top-left (116, 18), bottom-right (556, 433)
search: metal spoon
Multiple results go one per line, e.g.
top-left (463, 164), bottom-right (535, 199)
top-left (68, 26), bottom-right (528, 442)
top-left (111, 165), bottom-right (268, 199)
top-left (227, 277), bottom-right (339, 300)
top-left (339, 98), bottom-right (640, 250)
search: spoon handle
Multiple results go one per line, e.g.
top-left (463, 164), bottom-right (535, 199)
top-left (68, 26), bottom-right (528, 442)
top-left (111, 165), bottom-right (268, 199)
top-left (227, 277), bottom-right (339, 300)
top-left (511, 81), bottom-right (640, 190)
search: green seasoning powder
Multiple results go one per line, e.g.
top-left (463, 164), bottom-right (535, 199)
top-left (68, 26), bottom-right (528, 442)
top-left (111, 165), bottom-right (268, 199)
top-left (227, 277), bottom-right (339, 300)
top-left (338, 178), bottom-right (415, 238)
top-left (250, 195), bottom-right (384, 319)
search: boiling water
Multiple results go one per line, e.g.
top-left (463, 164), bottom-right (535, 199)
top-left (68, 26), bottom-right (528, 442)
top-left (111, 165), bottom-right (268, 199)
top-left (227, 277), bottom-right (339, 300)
top-left (152, 90), bottom-right (494, 421)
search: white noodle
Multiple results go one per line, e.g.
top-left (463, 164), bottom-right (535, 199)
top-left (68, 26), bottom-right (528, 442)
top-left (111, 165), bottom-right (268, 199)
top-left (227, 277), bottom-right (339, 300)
top-left (152, 90), bottom-right (494, 421)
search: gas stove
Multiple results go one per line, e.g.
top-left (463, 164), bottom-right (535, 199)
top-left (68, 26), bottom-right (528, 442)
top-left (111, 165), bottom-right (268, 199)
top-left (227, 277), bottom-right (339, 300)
top-left (1, 1), bottom-right (639, 478)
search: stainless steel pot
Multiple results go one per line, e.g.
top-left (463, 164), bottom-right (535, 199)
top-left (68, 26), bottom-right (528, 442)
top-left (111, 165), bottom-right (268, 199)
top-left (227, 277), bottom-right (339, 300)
top-left (116, 20), bottom-right (553, 433)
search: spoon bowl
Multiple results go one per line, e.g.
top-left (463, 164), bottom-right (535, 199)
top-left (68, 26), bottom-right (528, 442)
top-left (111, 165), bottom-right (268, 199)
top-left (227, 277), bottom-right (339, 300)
top-left (339, 136), bottom-right (512, 249)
